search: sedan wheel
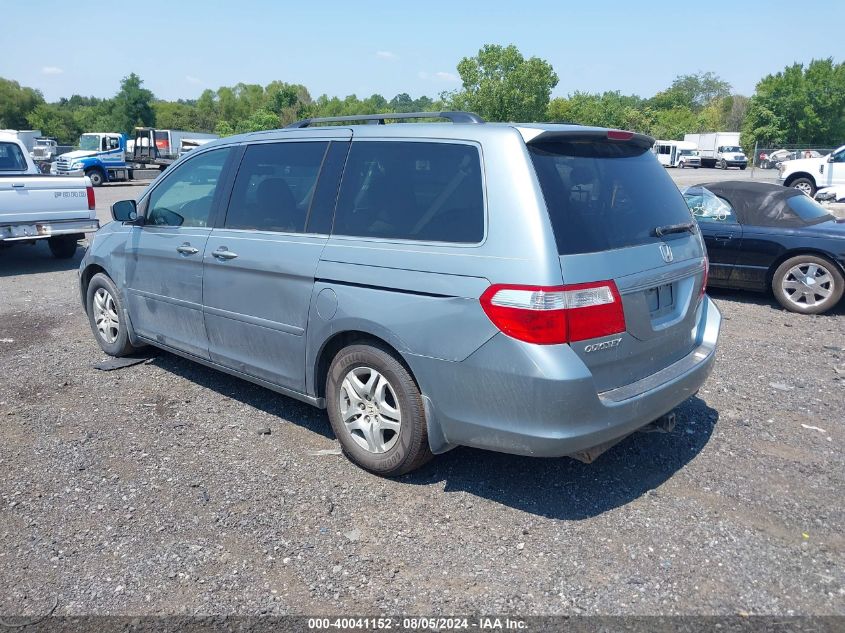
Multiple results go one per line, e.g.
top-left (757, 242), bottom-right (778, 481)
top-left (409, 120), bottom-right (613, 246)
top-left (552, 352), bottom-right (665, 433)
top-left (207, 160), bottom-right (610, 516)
top-left (773, 256), bottom-right (844, 314)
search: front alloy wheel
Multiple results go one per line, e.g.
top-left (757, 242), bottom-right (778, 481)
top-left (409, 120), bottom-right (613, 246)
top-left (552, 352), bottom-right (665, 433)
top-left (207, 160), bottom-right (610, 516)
top-left (85, 272), bottom-right (138, 356)
top-left (93, 287), bottom-right (120, 344)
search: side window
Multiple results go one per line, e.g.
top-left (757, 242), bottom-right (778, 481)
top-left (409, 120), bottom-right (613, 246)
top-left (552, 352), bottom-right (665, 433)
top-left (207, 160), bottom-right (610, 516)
top-left (333, 141), bottom-right (484, 243)
top-left (225, 141), bottom-right (328, 233)
top-left (832, 149), bottom-right (845, 163)
top-left (0, 142), bottom-right (27, 171)
top-left (684, 190), bottom-right (737, 224)
top-left (107, 136), bottom-right (120, 150)
top-left (146, 148), bottom-right (231, 228)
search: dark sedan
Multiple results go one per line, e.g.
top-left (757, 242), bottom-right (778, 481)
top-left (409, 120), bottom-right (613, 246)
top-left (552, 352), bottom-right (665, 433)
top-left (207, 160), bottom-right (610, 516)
top-left (682, 181), bottom-right (845, 314)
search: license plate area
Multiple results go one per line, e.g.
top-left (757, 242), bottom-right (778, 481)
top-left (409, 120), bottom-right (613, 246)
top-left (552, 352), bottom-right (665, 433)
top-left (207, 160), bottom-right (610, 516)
top-left (646, 283), bottom-right (674, 317)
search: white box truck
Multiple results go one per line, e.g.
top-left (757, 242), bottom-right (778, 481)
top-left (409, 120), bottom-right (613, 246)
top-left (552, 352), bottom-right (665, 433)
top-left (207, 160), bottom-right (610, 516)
top-left (683, 132), bottom-right (748, 169)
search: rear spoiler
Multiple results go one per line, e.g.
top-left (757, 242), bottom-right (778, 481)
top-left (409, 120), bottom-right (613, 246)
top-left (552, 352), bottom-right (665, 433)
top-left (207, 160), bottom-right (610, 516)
top-left (522, 128), bottom-right (655, 151)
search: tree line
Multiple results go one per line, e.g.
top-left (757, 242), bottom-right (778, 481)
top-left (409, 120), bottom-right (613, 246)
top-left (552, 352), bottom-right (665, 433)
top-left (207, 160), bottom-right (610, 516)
top-left (1, 44), bottom-right (843, 152)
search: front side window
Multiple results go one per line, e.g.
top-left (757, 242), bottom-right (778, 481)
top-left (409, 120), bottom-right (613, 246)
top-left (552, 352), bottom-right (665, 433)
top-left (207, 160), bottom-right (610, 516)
top-left (225, 141), bottom-right (329, 233)
top-left (333, 141), bottom-right (484, 243)
top-left (0, 142), bottom-right (27, 171)
top-left (831, 148), bottom-right (845, 163)
top-left (146, 148), bottom-right (231, 228)
top-left (682, 187), bottom-right (737, 224)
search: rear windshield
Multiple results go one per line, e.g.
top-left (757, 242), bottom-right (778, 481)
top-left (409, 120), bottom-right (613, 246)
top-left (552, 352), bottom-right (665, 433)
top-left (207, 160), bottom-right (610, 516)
top-left (528, 141), bottom-right (695, 255)
top-left (0, 142), bottom-right (27, 171)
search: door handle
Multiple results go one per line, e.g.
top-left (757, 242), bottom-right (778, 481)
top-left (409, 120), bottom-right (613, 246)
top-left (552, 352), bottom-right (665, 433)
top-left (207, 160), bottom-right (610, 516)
top-left (714, 233), bottom-right (733, 240)
top-left (213, 247), bottom-right (238, 260)
top-left (176, 244), bottom-right (199, 255)
top-left (11, 183), bottom-right (24, 188)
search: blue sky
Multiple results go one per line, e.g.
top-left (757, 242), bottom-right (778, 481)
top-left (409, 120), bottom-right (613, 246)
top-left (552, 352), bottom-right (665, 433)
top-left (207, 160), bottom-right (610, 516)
top-left (4, 0), bottom-right (843, 102)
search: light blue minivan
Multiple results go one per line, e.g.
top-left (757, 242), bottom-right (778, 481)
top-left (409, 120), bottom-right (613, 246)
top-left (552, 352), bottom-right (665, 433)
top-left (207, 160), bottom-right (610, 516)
top-left (80, 112), bottom-right (721, 475)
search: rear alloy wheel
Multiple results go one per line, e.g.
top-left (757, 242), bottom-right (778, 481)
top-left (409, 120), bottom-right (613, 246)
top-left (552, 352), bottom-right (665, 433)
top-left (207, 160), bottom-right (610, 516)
top-left (790, 178), bottom-right (815, 197)
top-left (772, 256), bottom-right (844, 314)
top-left (327, 344), bottom-right (432, 476)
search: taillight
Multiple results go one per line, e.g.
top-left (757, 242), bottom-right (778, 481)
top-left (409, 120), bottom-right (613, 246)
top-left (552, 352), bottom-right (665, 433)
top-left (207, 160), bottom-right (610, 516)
top-left (607, 130), bottom-right (634, 141)
top-left (479, 281), bottom-right (626, 345)
top-left (86, 186), bottom-right (95, 211)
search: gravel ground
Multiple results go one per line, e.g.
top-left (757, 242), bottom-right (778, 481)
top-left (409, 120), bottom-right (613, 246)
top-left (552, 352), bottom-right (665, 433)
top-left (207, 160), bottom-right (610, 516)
top-left (0, 177), bottom-right (843, 617)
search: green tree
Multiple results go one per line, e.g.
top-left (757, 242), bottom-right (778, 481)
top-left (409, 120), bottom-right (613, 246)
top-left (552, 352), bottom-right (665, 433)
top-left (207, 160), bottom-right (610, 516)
top-left (742, 58), bottom-right (845, 148)
top-left (547, 91), bottom-right (644, 129)
top-left (112, 73), bottom-right (155, 134)
top-left (661, 72), bottom-right (731, 110)
top-left (0, 77), bottom-right (44, 128)
top-left (448, 44), bottom-right (558, 121)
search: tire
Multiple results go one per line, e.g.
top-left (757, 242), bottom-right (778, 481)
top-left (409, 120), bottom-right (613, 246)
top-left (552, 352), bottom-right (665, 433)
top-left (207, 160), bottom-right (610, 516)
top-left (47, 236), bottom-right (78, 259)
top-left (679, 161), bottom-right (685, 169)
top-left (326, 343), bottom-right (433, 476)
top-left (719, 159), bottom-right (727, 170)
top-left (790, 177), bottom-right (816, 197)
top-left (772, 255), bottom-right (844, 315)
top-left (693, 166), bottom-right (699, 169)
top-left (86, 169), bottom-right (105, 187)
top-left (85, 273), bottom-right (137, 356)
top-left (740, 165), bottom-right (747, 170)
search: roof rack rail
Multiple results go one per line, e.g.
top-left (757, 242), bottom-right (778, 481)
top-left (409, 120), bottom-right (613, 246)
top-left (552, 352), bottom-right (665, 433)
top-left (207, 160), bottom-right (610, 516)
top-left (285, 111), bottom-right (485, 129)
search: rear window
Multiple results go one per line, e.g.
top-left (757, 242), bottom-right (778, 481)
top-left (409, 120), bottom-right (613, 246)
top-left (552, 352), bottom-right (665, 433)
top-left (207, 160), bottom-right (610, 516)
top-left (0, 142), bottom-right (27, 171)
top-left (333, 141), bottom-right (484, 243)
top-left (528, 141), bottom-right (695, 255)
top-left (786, 194), bottom-right (834, 224)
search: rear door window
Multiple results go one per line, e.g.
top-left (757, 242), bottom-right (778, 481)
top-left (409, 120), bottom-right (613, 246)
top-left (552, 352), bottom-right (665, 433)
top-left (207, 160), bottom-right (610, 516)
top-left (528, 141), bottom-right (695, 255)
top-left (225, 141), bottom-right (329, 233)
top-left (333, 141), bottom-right (484, 243)
top-left (0, 142), bottom-right (27, 171)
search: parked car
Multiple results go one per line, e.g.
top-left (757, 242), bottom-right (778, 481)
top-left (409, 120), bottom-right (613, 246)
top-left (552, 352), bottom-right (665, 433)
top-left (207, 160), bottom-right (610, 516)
top-left (1, 134), bottom-right (98, 258)
top-left (779, 144), bottom-right (845, 196)
top-left (683, 181), bottom-right (845, 314)
top-left (79, 112), bottom-right (720, 476)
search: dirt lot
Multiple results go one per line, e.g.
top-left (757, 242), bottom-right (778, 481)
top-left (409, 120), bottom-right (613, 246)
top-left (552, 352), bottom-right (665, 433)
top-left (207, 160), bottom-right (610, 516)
top-left (0, 175), bottom-right (843, 617)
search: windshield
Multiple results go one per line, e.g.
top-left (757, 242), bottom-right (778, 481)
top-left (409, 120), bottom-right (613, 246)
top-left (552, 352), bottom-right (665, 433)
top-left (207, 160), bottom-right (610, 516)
top-left (722, 146), bottom-right (742, 153)
top-left (679, 149), bottom-right (698, 156)
top-left (35, 140), bottom-right (50, 147)
top-left (79, 134), bottom-right (100, 151)
top-left (529, 141), bottom-right (695, 255)
top-left (787, 194), bottom-right (835, 223)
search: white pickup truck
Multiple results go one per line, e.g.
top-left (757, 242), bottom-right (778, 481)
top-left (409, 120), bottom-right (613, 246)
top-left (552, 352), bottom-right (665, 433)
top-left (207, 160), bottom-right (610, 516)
top-left (779, 144), bottom-right (845, 197)
top-left (0, 134), bottom-right (99, 258)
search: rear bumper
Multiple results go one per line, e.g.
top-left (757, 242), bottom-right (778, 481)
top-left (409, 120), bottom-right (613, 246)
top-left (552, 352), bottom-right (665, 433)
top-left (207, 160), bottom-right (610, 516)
top-left (412, 296), bottom-right (721, 457)
top-left (0, 219), bottom-right (100, 242)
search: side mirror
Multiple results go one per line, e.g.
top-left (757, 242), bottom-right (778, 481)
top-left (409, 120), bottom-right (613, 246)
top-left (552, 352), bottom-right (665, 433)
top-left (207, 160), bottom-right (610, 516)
top-left (828, 155), bottom-right (835, 163)
top-left (111, 199), bottom-right (140, 223)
